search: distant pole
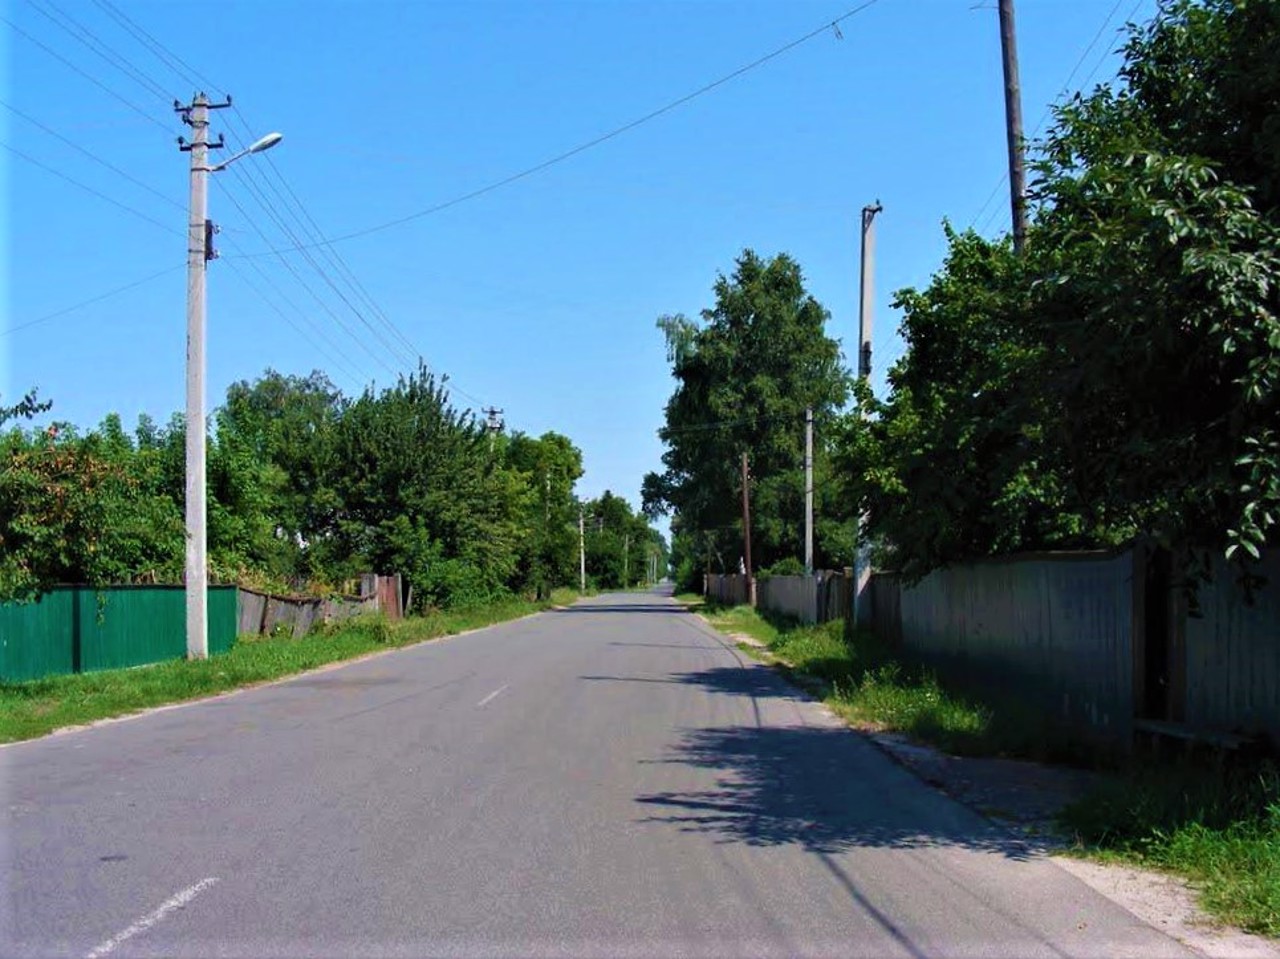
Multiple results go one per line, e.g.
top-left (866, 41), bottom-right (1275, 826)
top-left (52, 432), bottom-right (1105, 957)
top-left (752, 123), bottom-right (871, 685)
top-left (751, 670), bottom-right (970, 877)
top-left (579, 508), bottom-right (586, 593)
top-left (854, 200), bottom-right (882, 628)
top-left (623, 532), bottom-right (630, 588)
top-left (999, 0), bottom-right (1028, 253)
top-left (483, 407), bottom-right (504, 452)
top-left (741, 451), bottom-right (756, 607)
top-left (804, 407), bottom-right (814, 574)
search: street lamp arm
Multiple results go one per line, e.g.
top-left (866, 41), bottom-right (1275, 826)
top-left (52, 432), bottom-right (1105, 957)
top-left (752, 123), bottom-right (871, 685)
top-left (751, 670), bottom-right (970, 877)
top-left (209, 132), bottom-right (283, 172)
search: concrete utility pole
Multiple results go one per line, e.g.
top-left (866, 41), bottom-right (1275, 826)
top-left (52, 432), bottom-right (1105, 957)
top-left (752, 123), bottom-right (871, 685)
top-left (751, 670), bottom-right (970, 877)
top-left (804, 407), bottom-right (814, 575)
top-left (854, 201), bottom-right (882, 628)
top-left (177, 92), bottom-right (225, 661)
top-left (623, 532), bottom-right (630, 588)
top-left (999, 0), bottom-right (1028, 253)
top-left (857, 201), bottom-right (882, 383)
top-left (741, 451), bottom-right (756, 607)
top-left (176, 94), bottom-right (279, 659)
top-left (579, 508), bottom-right (586, 594)
top-left (483, 407), bottom-right (504, 452)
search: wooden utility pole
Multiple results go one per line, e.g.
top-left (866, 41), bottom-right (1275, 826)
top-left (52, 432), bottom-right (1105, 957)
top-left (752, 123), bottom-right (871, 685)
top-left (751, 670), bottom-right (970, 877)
top-left (999, 0), bottom-right (1028, 253)
top-left (804, 408), bottom-right (814, 574)
top-left (741, 451), bottom-right (756, 607)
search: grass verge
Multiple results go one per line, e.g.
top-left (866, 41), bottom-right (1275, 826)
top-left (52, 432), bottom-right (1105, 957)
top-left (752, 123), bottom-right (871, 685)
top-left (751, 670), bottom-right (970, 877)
top-left (683, 596), bottom-right (1280, 936)
top-left (686, 597), bottom-right (1085, 762)
top-left (1061, 762), bottom-right (1280, 936)
top-left (0, 587), bottom-right (579, 744)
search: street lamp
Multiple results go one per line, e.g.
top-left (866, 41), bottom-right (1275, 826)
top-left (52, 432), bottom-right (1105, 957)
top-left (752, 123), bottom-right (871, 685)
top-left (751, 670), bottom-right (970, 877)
top-left (176, 92), bottom-right (282, 660)
top-left (209, 131), bottom-right (284, 172)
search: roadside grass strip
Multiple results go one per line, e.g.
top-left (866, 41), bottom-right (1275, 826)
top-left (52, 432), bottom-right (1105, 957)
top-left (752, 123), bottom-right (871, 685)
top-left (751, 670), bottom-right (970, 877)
top-left (684, 596), bottom-right (1280, 938)
top-left (1061, 761), bottom-right (1280, 937)
top-left (0, 588), bottom-right (579, 743)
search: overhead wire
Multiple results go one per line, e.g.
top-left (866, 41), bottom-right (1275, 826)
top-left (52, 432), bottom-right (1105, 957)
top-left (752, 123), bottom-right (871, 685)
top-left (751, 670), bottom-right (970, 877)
top-left (0, 97), bottom-right (184, 212)
top-left (968, 0), bottom-right (1140, 234)
top-left (23, 0), bottom-right (174, 103)
top-left (0, 264), bottom-right (184, 337)
top-left (9, 0), bottom-right (421, 385)
top-left (210, 178), bottom-right (402, 378)
top-left (222, 0), bottom-right (884, 258)
top-left (216, 243), bottom-right (372, 391)
top-left (0, 140), bottom-right (180, 235)
top-left (0, 13), bottom-right (171, 134)
top-left (81, 0), bottom-right (493, 401)
top-left (70, 0), bottom-right (436, 380)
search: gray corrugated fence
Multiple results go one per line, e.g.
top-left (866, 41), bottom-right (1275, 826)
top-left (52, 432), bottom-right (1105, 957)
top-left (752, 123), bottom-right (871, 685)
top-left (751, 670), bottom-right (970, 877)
top-left (755, 571), bottom-right (851, 625)
top-left (862, 548), bottom-right (1280, 748)
top-left (892, 551), bottom-right (1136, 745)
top-left (1184, 550), bottom-right (1280, 742)
top-left (757, 575), bottom-right (816, 623)
top-left (704, 574), bottom-right (748, 606)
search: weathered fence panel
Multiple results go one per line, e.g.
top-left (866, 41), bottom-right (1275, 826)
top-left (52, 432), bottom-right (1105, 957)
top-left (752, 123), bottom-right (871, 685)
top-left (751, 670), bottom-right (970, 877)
top-left (705, 574), bottom-right (748, 606)
top-left (893, 551), bottom-right (1137, 745)
top-left (236, 589), bottom-right (378, 639)
top-left (867, 572), bottom-right (902, 645)
top-left (0, 586), bottom-right (236, 682)
top-left (1184, 550), bottom-right (1280, 743)
top-left (757, 575), bottom-right (818, 623)
top-left (236, 573), bottom-right (402, 639)
top-left (817, 570), bottom-right (852, 625)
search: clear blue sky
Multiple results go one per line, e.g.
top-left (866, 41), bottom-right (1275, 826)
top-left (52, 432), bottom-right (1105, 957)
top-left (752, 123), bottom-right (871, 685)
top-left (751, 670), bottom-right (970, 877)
top-left (2, 0), bottom-right (1152, 525)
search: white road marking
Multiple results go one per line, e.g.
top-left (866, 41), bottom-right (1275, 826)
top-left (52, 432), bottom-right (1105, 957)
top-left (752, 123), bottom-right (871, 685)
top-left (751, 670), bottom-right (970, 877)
top-left (476, 684), bottom-right (510, 708)
top-left (84, 877), bottom-right (219, 959)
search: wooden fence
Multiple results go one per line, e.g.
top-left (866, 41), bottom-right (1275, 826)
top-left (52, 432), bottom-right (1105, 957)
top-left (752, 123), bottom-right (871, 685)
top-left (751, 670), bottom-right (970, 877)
top-left (707, 549), bottom-right (1280, 749)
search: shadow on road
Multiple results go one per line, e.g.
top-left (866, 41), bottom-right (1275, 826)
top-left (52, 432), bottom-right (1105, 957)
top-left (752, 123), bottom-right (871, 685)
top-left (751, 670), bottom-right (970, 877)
top-left (551, 604), bottom-right (691, 615)
top-left (637, 724), bottom-right (1050, 861)
top-left (581, 666), bottom-right (800, 702)
top-left (626, 664), bottom-right (1051, 863)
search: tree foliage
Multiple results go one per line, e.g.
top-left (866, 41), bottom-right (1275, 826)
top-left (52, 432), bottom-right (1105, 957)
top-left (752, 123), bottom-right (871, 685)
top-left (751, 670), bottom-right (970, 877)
top-left (0, 367), bottom-right (662, 609)
top-left (645, 250), bottom-right (853, 577)
top-left (848, 0), bottom-right (1280, 579)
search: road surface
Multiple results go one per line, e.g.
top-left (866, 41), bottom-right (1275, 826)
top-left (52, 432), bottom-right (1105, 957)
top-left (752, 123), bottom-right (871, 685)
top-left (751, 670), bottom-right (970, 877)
top-left (2, 589), bottom-right (1192, 958)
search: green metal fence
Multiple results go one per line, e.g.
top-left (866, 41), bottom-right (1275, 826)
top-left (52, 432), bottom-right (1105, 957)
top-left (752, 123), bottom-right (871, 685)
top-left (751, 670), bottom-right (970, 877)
top-left (0, 586), bottom-right (237, 683)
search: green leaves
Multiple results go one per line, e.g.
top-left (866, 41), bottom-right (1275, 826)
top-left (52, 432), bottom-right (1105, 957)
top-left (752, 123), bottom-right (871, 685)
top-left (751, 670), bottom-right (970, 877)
top-left (849, 0), bottom-right (1280, 579)
top-left (648, 249), bottom-right (854, 574)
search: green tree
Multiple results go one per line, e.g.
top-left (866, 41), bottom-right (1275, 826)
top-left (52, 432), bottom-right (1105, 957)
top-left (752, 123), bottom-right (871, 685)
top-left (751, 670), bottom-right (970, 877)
top-left (851, 0), bottom-right (1280, 578)
top-left (503, 431), bottom-right (584, 598)
top-left (644, 250), bottom-right (853, 574)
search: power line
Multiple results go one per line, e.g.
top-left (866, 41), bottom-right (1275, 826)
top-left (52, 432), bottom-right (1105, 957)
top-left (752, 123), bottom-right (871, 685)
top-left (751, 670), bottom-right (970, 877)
top-left (211, 177), bottom-right (403, 379)
top-left (225, 0), bottom-right (883, 258)
top-left (0, 264), bottom-right (183, 337)
top-left (217, 248), bottom-right (371, 390)
top-left (0, 98), bottom-right (184, 212)
top-left (0, 13), bottom-right (171, 134)
top-left (222, 110), bottom-right (425, 367)
top-left (89, 0), bottom-right (213, 94)
top-left (968, 0), bottom-right (1139, 233)
top-left (217, 166), bottom-right (417, 372)
top-left (1, 140), bottom-right (180, 234)
top-left (71, 0), bottom-right (441, 387)
top-left (23, 0), bottom-right (174, 102)
top-left (81, 0), bottom-right (444, 377)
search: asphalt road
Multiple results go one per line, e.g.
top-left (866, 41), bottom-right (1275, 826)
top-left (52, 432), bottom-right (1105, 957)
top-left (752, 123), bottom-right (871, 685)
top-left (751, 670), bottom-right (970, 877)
top-left (3, 589), bottom-right (1193, 958)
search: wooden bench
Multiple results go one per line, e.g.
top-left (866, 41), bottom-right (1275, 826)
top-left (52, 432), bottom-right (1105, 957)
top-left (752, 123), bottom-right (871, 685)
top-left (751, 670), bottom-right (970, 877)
top-left (1132, 717), bottom-right (1255, 754)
